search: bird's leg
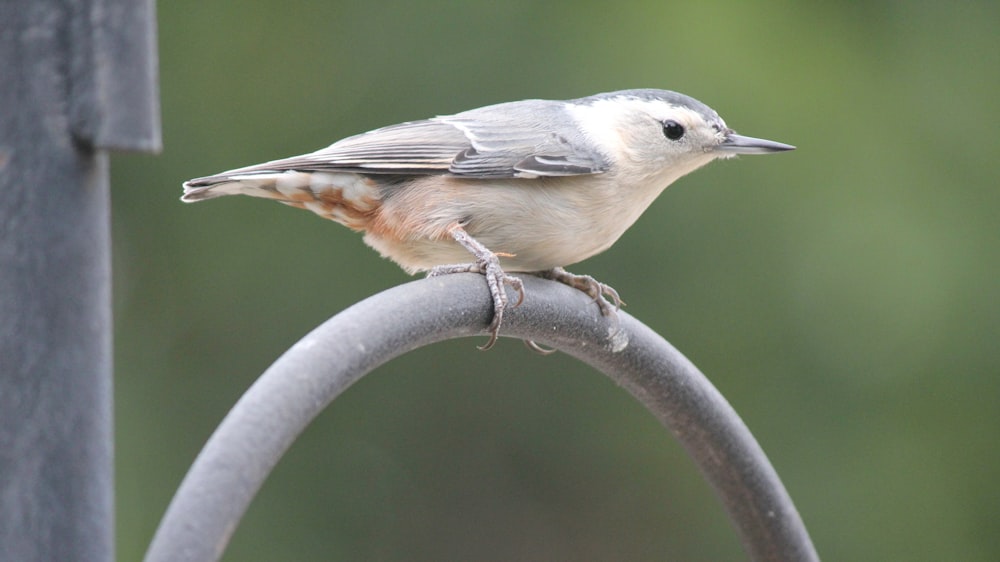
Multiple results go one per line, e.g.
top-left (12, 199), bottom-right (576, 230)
top-left (536, 267), bottom-right (624, 318)
top-left (429, 224), bottom-right (524, 350)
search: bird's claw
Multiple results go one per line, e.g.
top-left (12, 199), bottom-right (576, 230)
top-left (435, 225), bottom-right (524, 350)
top-left (430, 257), bottom-right (523, 350)
top-left (520, 268), bottom-right (623, 354)
top-left (539, 267), bottom-right (624, 318)
top-left (480, 259), bottom-right (524, 350)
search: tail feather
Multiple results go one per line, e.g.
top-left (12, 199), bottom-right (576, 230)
top-left (181, 172), bottom-right (285, 202)
top-left (179, 169), bottom-right (382, 231)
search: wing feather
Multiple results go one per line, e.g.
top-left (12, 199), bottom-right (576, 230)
top-left (199, 100), bottom-right (609, 181)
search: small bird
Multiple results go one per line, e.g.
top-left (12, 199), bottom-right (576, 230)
top-left (183, 89), bottom-right (794, 349)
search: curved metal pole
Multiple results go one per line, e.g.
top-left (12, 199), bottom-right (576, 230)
top-left (144, 274), bottom-right (818, 562)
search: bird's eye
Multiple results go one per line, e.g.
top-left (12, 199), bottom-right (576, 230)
top-left (662, 120), bottom-right (685, 141)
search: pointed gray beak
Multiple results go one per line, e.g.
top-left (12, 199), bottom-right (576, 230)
top-left (718, 133), bottom-right (795, 154)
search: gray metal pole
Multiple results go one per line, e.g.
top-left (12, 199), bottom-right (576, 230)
top-left (0, 1), bottom-right (160, 561)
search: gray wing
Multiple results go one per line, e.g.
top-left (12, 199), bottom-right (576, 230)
top-left (209, 100), bottom-right (609, 180)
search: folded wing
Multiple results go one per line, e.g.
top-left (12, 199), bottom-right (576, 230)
top-left (188, 100), bottom-right (609, 184)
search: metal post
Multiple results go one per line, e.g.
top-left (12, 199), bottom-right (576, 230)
top-left (0, 1), bottom-right (160, 560)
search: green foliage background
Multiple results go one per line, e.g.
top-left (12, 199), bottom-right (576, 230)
top-left (115, 2), bottom-right (1000, 560)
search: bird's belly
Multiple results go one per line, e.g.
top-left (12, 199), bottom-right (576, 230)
top-left (364, 177), bottom-right (634, 273)
top-left (363, 221), bottom-right (612, 273)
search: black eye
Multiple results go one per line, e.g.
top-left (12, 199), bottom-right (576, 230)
top-left (662, 120), bottom-right (685, 140)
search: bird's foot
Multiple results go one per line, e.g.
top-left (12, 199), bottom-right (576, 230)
top-left (515, 268), bottom-right (623, 355)
top-left (537, 267), bottom-right (624, 319)
top-left (430, 226), bottom-right (524, 350)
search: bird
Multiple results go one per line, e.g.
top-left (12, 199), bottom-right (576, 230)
top-left (182, 89), bottom-right (794, 350)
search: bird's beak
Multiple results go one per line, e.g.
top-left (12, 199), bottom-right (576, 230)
top-left (717, 133), bottom-right (795, 155)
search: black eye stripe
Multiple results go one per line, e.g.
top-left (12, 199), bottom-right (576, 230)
top-left (662, 120), bottom-right (685, 141)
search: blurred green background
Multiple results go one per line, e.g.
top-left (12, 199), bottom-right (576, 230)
top-left (114, 1), bottom-right (1000, 560)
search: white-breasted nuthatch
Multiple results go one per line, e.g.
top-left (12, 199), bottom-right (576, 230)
top-left (183, 89), bottom-right (794, 349)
